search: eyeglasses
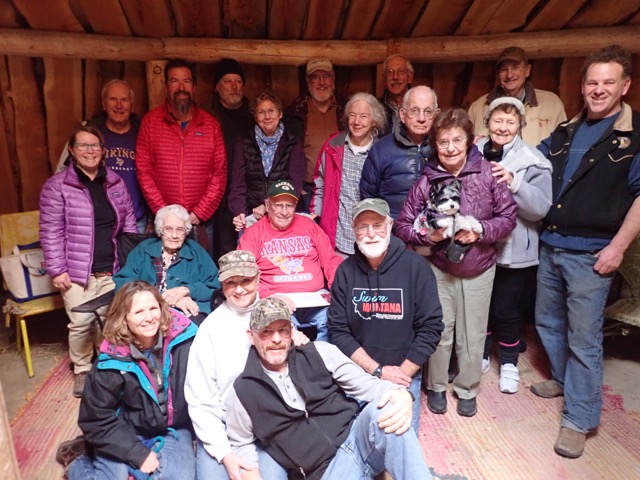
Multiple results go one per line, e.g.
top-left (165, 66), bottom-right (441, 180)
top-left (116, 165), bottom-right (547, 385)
top-left (355, 222), bottom-right (388, 235)
top-left (253, 326), bottom-right (292, 340)
top-left (385, 68), bottom-right (409, 77)
top-left (162, 226), bottom-right (187, 236)
top-left (256, 108), bottom-right (279, 118)
top-left (74, 143), bottom-right (103, 152)
top-left (404, 108), bottom-right (436, 119)
top-left (308, 73), bottom-right (333, 83)
top-left (268, 202), bottom-right (296, 212)
top-left (436, 137), bottom-right (467, 150)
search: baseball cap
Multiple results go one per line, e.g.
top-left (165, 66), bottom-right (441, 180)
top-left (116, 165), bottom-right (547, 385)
top-left (351, 198), bottom-right (390, 221)
top-left (250, 297), bottom-right (291, 331)
top-left (218, 250), bottom-right (259, 282)
top-left (306, 58), bottom-right (334, 76)
top-left (266, 180), bottom-right (298, 201)
top-left (496, 47), bottom-right (528, 67)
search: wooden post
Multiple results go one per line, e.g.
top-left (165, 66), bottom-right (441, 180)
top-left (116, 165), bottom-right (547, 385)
top-left (145, 60), bottom-right (167, 110)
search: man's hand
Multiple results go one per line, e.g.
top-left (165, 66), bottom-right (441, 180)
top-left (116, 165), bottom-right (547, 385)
top-left (593, 244), bottom-right (624, 275)
top-left (380, 365), bottom-right (411, 388)
top-left (376, 388), bottom-right (413, 435)
top-left (252, 205), bottom-right (267, 220)
top-left (233, 213), bottom-right (247, 232)
top-left (189, 212), bottom-right (201, 225)
top-left (292, 324), bottom-right (310, 346)
top-left (139, 451), bottom-right (160, 474)
top-left (222, 452), bottom-right (259, 480)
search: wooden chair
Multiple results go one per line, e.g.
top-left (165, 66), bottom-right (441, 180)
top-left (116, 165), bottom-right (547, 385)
top-left (604, 235), bottom-right (640, 337)
top-left (1, 211), bottom-right (65, 377)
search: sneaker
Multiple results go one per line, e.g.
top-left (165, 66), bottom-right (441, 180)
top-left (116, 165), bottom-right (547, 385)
top-left (482, 357), bottom-right (490, 374)
top-left (554, 427), bottom-right (586, 458)
top-left (530, 379), bottom-right (563, 399)
top-left (499, 363), bottom-right (519, 394)
top-left (456, 397), bottom-right (477, 417)
top-left (56, 436), bottom-right (88, 468)
top-left (73, 372), bottom-right (87, 398)
top-left (426, 390), bottom-right (447, 414)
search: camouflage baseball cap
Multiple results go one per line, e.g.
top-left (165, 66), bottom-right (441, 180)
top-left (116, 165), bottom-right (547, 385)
top-left (218, 250), bottom-right (259, 282)
top-left (351, 198), bottom-right (390, 221)
top-left (250, 297), bottom-right (291, 331)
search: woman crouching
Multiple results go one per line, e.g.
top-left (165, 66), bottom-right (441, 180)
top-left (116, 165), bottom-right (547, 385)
top-left (56, 281), bottom-right (197, 479)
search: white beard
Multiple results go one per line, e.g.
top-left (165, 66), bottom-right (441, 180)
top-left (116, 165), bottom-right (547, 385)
top-left (356, 234), bottom-right (391, 259)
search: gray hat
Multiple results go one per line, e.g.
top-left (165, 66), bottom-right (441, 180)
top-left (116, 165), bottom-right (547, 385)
top-left (351, 198), bottom-right (390, 221)
top-left (250, 297), bottom-right (291, 331)
top-left (218, 250), bottom-right (259, 282)
top-left (306, 58), bottom-right (334, 76)
top-left (483, 97), bottom-right (527, 128)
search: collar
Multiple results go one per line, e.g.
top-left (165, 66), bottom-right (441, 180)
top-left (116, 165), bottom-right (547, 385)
top-left (487, 81), bottom-right (538, 107)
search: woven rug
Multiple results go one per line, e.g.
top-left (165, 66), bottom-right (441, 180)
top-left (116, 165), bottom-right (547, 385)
top-left (418, 331), bottom-right (640, 480)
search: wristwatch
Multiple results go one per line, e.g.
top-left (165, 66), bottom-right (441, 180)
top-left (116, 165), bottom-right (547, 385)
top-left (372, 364), bottom-right (383, 378)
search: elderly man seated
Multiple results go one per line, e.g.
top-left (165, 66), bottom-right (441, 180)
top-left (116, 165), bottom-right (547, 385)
top-left (225, 297), bottom-right (433, 480)
top-left (237, 180), bottom-right (343, 341)
top-left (114, 204), bottom-right (220, 325)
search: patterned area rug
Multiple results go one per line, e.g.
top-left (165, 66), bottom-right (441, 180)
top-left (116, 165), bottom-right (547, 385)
top-left (10, 334), bottom-right (640, 480)
top-left (418, 332), bottom-right (640, 480)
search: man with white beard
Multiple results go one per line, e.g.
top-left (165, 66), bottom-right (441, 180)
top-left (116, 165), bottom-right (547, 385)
top-left (327, 198), bottom-right (443, 432)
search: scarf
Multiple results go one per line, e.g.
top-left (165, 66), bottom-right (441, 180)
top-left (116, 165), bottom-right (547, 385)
top-left (255, 122), bottom-right (284, 176)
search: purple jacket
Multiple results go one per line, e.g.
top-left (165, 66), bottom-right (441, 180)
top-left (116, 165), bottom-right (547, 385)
top-left (396, 145), bottom-right (517, 278)
top-left (39, 166), bottom-right (137, 286)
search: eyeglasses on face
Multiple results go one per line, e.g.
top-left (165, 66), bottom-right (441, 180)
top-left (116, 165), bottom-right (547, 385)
top-left (385, 68), bottom-right (409, 77)
top-left (308, 73), bottom-right (333, 83)
top-left (355, 222), bottom-right (388, 235)
top-left (253, 326), bottom-right (292, 340)
top-left (405, 108), bottom-right (436, 119)
top-left (163, 226), bottom-right (187, 236)
top-left (268, 202), bottom-right (296, 212)
top-left (74, 143), bottom-right (103, 152)
top-left (436, 137), bottom-right (467, 150)
top-left (256, 108), bottom-right (279, 118)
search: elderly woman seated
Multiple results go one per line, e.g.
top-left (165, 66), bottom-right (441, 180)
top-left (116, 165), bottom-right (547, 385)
top-left (114, 204), bottom-right (220, 325)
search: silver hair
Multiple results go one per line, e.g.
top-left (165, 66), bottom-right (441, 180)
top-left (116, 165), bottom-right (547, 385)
top-left (482, 97), bottom-right (528, 130)
top-left (343, 92), bottom-right (388, 137)
top-left (402, 85), bottom-right (438, 110)
top-left (101, 79), bottom-right (135, 105)
top-left (383, 54), bottom-right (414, 74)
top-left (154, 204), bottom-right (192, 237)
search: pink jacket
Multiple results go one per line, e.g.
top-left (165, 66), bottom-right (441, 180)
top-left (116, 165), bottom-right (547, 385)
top-left (136, 102), bottom-right (227, 221)
top-left (39, 166), bottom-right (137, 286)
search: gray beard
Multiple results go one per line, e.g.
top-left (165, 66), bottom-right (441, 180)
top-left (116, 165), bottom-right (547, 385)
top-left (174, 96), bottom-right (192, 116)
top-left (356, 234), bottom-right (390, 259)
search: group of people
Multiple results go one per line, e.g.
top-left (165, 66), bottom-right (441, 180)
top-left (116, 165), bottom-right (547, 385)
top-left (42, 41), bottom-right (640, 479)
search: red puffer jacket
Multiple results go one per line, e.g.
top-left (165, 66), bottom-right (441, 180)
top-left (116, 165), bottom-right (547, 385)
top-left (136, 102), bottom-right (227, 221)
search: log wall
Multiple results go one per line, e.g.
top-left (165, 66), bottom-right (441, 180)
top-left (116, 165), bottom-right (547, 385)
top-left (0, 53), bottom-right (639, 214)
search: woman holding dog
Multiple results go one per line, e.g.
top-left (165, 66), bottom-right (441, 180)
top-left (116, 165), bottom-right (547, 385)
top-left (477, 98), bottom-right (552, 394)
top-left (396, 108), bottom-right (517, 417)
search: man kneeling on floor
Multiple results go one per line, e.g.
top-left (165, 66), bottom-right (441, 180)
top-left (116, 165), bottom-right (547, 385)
top-left (225, 297), bottom-right (433, 479)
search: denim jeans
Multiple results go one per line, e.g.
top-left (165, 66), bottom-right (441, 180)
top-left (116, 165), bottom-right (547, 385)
top-left (535, 245), bottom-right (612, 433)
top-left (408, 371), bottom-right (422, 434)
top-left (194, 440), bottom-right (286, 480)
top-left (321, 400), bottom-right (432, 479)
top-left (292, 306), bottom-right (329, 342)
top-left (67, 428), bottom-right (195, 480)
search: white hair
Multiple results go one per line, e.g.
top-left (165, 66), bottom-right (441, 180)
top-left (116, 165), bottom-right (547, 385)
top-left (154, 204), bottom-right (192, 237)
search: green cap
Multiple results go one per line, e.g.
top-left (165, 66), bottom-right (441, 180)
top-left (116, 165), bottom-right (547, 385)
top-left (351, 198), bottom-right (390, 221)
top-left (250, 297), bottom-right (291, 331)
top-left (266, 180), bottom-right (298, 201)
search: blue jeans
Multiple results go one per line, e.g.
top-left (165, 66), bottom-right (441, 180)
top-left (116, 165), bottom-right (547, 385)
top-left (67, 428), bottom-right (195, 480)
top-left (292, 306), bottom-right (329, 342)
top-left (195, 440), bottom-right (286, 480)
top-left (535, 245), bottom-right (612, 433)
top-left (408, 371), bottom-right (422, 434)
top-left (321, 400), bottom-right (432, 479)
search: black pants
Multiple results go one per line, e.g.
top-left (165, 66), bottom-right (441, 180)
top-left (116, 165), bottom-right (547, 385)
top-left (212, 203), bottom-right (238, 264)
top-left (484, 266), bottom-right (536, 365)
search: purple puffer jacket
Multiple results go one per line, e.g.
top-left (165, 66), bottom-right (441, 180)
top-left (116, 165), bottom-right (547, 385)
top-left (396, 145), bottom-right (517, 278)
top-left (39, 166), bottom-right (137, 286)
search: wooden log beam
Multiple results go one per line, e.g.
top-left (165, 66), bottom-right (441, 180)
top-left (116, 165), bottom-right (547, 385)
top-left (0, 26), bottom-right (638, 64)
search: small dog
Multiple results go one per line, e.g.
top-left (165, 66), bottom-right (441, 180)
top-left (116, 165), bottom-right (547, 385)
top-left (413, 179), bottom-right (483, 238)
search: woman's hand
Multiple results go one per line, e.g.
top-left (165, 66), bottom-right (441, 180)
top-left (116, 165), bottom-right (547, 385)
top-left (490, 161), bottom-right (514, 186)
top-left (427, 227), bottom-right (448, 243)
top-left (292, 325), bottom-right (310, 346)
top-left (52, 272), bottom-right (72, 291)
top-left (454, 230), bottom-right (481, 244)
top-left (162, 286), bottom-right (189, 306)
top-left (252, 205), bottom-right (267, 220)
top-left (233, 213), bottom-right (246, 232)
top-left (175, 296), bottom-right (199, 316)
top-left (139, 451), bottom-right (160, 474)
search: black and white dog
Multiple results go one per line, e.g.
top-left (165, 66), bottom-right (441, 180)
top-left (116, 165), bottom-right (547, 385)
top-left (413, 179), bottom-right (482, 238)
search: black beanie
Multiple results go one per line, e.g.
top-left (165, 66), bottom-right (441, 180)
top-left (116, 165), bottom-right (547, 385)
top-left (214, 58), bottom-right (245, 85)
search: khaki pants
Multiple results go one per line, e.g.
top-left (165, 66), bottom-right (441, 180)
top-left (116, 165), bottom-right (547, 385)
top-left (427, 263), bottom-right (495, 399)
top-left (61, 276), bottom-right (114, 374)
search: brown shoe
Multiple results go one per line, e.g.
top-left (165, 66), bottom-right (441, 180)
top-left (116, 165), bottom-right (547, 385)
top-left (554, 427), bottom-right (586, 458)
top-left (530, 379), bottom-right (563, 399)
top-left (56, 436), bottom-right (88, 467)
top-left (73, 372), bottom-right (87, 398)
